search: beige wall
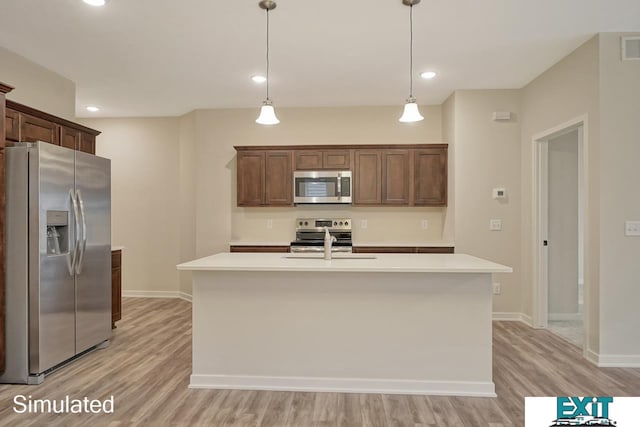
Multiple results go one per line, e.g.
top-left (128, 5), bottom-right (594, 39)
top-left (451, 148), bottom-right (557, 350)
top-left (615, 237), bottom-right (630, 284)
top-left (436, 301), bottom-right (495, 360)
top-left (547, 130), bottom-right (580, 315)
top-left (178, 112), bottom-right (197, 295)
top-left (80, 117), bottom-right (182, 294)
top-left (521, 36), bottom-right (601, 352)
top-left (451, 90), bottom-right (522, 314)
top-left (192, 105), bottom-right (447, 259)
top-left (598, 33), bottom-right (640, 358)
top-left (0, 46), bottom-right (75, 120)
top-left (441, 94), bottom-right (456, 243)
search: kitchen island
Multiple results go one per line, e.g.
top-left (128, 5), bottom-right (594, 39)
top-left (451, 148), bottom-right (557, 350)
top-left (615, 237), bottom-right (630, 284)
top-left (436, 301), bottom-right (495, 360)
top-left (177, 253), bottom-right (511, 397)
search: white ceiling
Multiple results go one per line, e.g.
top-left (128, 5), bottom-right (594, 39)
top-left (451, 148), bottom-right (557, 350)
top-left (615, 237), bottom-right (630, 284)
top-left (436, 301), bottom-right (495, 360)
top-left (1, 0), bottom-right (639, 118)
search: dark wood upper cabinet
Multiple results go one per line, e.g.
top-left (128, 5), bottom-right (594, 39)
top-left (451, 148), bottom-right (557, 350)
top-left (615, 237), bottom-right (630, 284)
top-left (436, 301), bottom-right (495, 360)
top-left (237, 150), bottom-right (266, 206)
top-left (58, 125), bottom-right (80, 150)
top-left (265, 151), bottom-right (293, 205)
top-left (79, 131), bottom-right (96, 154)
top-left (5, 108), bottom-right (19, 141)
top-left (5, 100), bottom-right (100, 153)
top-left (237, 149), bottom-right (293, 207)
top-left (381, 149), bottom-right (410, 205)
top-left (236, 144), bottom-right (446, 208)
top-left (21, 113), bottom-right (58, 145)
top-left (414, 148), bottom-right (448, 206)
top-left (353, 150), bottom-right (382, 205)
top-left (295, 149), bottom-right (350, 170)
top-left (322, 150), bottom-right (350, 169)
top-left (294, 150), bottom-right (323, 170)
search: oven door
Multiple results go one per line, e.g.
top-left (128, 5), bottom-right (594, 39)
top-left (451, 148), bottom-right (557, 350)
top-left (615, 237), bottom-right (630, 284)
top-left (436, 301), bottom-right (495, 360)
top-left (293, 171), bottom-right (352, 204)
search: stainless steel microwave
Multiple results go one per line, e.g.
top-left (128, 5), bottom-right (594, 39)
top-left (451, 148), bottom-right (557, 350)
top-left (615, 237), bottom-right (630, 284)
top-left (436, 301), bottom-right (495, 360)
top-left (293, 171), bottom-right (352, 204)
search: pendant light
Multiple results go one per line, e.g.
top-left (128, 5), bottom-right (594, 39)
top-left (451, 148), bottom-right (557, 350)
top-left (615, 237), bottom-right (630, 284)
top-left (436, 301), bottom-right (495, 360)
top-left (399, 0), bottom-right (424, 123)
top-left (256, 0), bottom-right (280, 125)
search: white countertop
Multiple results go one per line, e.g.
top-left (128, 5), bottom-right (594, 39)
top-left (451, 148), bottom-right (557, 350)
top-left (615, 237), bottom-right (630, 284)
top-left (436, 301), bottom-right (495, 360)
top-left (228, 241), bottom-right (454, 247)
top-left (177, 252), bottom-right (511, 274)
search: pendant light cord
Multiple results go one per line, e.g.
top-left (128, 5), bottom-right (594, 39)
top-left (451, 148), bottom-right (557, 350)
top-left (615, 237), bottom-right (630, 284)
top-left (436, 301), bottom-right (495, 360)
top-left (409, 4), bottom-right (414, 98)
top-left (266, 9), bottom-right (270, 101)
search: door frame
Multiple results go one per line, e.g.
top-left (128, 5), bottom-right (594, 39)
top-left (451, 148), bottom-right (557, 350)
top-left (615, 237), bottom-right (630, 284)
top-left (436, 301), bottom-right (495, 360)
top-left (531, 115), bottom-right (588, 341)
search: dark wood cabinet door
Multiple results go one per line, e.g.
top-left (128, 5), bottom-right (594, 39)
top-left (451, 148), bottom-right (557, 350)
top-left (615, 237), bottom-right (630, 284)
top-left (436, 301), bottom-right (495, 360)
top-left (237, 151), bottom-right (265, 206)
top-left (323, 149), bottom-right (350, 169)
top-left (294, 150), bottom-right (323, 170)
top-left (414, 148), bottom-right (448, 206)
top-left (265, 151), bottom-right (293, 205)
top-left (21, 113), bottom-right (58, 145)
top-left (111, 250), bottom-right (122, 329)
top-left (353, 150), bottom-right (382, 205)
top-left (59, 125), bottom-right (80, 150)
top-left (382, 149), bottom-right (410, 205)
top-left (79, 131), bottom-right (96, 154)
top-left (5, 108), bottom-right (19, 141)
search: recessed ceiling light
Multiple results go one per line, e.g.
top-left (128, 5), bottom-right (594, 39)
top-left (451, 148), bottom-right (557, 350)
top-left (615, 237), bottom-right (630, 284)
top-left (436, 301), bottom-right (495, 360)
top-left (420, 71), bottom-right (437, 80)
top-left (86, 106), bottom-right (100, 112)
top-left (82, 0), bottom-right (107, 6)
top-left (251, 75), bottom-right (267, 83)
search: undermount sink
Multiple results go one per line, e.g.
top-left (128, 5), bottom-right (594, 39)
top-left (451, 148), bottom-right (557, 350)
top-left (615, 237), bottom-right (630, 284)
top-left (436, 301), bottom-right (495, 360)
top-left (283, 254), bottom-right (377, 260)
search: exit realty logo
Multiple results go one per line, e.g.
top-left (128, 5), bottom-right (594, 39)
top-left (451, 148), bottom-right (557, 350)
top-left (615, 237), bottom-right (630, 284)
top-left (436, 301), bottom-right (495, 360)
top-left (526, 397), bottom-right (640, 426)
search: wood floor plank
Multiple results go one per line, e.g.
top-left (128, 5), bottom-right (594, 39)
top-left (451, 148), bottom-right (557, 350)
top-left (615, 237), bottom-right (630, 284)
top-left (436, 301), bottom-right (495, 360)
top-left (1, 298), bottom-right (639, 427)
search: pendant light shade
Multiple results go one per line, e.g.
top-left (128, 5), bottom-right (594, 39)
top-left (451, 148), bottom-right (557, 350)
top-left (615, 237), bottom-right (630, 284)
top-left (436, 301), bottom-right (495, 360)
top-left (399, 97), bottom-right (424, 123)
top-left (256, 0), bottom-right (279, 125)
top-left (256, 100), bottom-right (280, 125)
top-left (399, 0), bottom-right (424, 123)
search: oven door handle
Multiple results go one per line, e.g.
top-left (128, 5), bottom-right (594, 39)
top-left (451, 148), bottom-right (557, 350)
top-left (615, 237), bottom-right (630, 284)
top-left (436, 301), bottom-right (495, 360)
top-left (290, 247), bottom-right (324, 253)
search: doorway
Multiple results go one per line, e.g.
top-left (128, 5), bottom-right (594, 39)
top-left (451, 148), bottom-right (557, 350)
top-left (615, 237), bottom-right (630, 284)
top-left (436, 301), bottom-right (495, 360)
top-left (532, 117), bottom-right (587, 349)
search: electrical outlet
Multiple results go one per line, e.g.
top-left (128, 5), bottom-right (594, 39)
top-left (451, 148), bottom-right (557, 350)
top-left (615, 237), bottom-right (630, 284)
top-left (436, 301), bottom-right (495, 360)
top-left (490, 219), bottom-right (502, 231)
top-left (421, 219), bottom-right (428, 229)
top-left (625, 221), bottom-right (640, 236)
top-left (493, 282), bottom-right (501, 295)
top-left (360, 219), bottom-right (368, 229)
top-left (266, 219), bottom-right (273, 229)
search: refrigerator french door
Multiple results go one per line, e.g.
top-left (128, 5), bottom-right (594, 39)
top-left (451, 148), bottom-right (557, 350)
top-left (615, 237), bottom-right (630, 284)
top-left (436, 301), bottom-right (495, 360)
top-left (1, 142), bottom-right (111, 384)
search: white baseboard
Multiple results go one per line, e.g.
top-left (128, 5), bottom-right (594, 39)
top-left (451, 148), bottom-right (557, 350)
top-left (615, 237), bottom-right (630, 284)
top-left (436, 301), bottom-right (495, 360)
top-left (584, 348), bottom-right (600, 366)
top-left (123, 290), bottom-right (192, 302)
top-left (592, 353), bottom-right (640, 368)
top-left (493, 312), bottom-right (533, 326)
top-left (189, 374), bottom-right (496, 397)
top-left (548, 312), bottom-right (582, 321)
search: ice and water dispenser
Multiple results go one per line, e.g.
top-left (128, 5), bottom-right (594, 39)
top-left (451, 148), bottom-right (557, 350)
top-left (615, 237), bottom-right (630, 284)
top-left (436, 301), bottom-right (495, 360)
top-left (46, 210), bottom-right (69, 255)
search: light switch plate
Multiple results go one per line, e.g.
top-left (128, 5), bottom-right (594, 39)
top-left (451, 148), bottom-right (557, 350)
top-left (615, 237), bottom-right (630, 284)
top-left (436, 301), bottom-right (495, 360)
top-left (493, 282), bottom-right (501, 295)
top-left (490, 219), bottom-right (502, 231)
top-left (625, 221), bottom-right (640, 236)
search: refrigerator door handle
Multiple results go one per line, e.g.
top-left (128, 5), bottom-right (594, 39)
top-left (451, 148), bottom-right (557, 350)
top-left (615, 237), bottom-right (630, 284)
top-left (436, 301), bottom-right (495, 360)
top-left (75, 189), bottom-right (88, 275)
top-left (69, 189), bottom-right (81, 276)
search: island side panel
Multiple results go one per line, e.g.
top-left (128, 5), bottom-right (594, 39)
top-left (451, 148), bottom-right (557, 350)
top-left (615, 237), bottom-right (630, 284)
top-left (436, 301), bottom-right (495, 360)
top-left (190, 270), bottom-right (494, 397)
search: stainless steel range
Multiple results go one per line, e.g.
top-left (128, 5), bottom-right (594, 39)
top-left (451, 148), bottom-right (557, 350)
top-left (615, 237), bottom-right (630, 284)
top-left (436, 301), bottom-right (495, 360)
top-left (290, 218), bottom-right (352, 253)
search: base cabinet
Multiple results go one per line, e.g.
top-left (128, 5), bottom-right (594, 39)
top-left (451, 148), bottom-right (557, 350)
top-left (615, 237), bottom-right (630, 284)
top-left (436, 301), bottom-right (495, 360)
top-left (111, 250), bottom-right (122, 329)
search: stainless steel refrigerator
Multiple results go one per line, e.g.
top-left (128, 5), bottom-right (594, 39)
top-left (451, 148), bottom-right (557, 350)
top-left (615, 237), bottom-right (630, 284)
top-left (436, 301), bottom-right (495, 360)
top-left (1, 141), bottom-right (111, 384)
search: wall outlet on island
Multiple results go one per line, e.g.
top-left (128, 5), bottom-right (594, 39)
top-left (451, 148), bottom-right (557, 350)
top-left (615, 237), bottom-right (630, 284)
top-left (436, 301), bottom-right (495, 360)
top-left (421, 219), bottom-right (429, 229)
top-left (360, 219), bottom-right (368, 229)
top-left (493, 282), bottom-right (501, 295)
top-left (266, 219), bottom-right (273, 229)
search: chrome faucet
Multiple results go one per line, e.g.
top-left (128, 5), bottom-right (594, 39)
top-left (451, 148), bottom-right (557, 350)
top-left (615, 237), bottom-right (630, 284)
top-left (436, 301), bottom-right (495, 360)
top-left (324, 227), bottom-right (337, 260)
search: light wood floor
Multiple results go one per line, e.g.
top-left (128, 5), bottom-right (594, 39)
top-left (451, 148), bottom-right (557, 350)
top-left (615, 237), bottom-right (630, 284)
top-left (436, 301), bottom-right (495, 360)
top-left (1, 298), bottom-right (639, 426)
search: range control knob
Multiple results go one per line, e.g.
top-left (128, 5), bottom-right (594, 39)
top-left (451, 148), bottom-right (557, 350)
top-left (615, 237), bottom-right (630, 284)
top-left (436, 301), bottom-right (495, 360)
top-left (339, 221), bottom-right (343, 226)
top-left (333, 221), bottom-right (338, 226)
top-left (304, 221), bottom-right (308, 226)
top-left (299, 221), bottom-right (303, 226)
top-left (344, 221), bottom-right (349, 226)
